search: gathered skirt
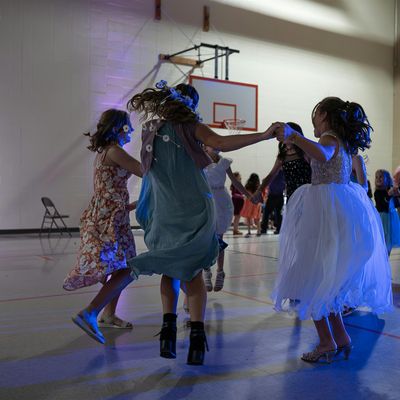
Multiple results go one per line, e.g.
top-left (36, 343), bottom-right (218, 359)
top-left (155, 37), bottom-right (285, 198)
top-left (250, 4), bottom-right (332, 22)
top-left (272, 182), bottom-right (393, 320)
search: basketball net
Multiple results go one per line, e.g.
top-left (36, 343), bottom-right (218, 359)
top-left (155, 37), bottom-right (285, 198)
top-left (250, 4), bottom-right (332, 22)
top-left (223, 118), bottom-right (246, 135)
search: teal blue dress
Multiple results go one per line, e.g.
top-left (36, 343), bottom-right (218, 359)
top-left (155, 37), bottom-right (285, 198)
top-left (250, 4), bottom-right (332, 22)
top-left (129, 120), bottom-right (219, 281)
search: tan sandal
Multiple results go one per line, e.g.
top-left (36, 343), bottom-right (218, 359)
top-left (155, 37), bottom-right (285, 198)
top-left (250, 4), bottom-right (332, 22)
top-left (301, 347), bottom-right (336, 363)
top-left (98, 315), bottom-right (133, 329)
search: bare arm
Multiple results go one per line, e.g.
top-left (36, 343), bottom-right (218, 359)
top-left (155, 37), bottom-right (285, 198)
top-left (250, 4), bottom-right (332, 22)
top-left (227, 167), bottom-right (250, 198)
top-left (107, 146), bottom-right (143, 177)
top-left (195, 122), bottom-right (280, 152)
top-left (352, 154), bottom-right (368, 191)
top-left (259, 158), bottom-right (282, 192)
top-left (276, 124), bottom-right (337, 163)
top-left (127, 200), bottom-right (138, 211)
top-left (250, 158), bottom-right (282, 204)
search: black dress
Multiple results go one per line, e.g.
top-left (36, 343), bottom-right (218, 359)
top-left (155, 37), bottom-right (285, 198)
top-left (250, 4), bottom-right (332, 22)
top-left (282, 158), bottom-right (312, 200)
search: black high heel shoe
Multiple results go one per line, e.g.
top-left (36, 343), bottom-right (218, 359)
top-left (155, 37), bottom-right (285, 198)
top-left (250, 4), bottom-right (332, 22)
top-left (158, 313), bottom-right (177, 359)
top-left (187, 322), bottom-right (209, 365)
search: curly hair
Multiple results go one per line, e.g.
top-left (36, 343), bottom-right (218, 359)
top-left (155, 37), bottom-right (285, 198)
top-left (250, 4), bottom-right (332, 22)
top-left (277, 122), bottom-right (305, 161)
top-left (84, 109), bottom-right (131, 153)
top-left (245, 173), bottom-right (260, 193)
top-left (127, 83), bottom-right (200, 123)
top-left (312, 97), bottom-right (372, 155)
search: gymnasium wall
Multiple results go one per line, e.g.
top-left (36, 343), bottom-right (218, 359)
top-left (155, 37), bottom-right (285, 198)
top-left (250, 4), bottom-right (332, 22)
top-left (0, 0), bottom-right (395, 229)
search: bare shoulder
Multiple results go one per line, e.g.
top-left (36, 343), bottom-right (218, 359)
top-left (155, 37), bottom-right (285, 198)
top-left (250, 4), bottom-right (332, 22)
top-left (352, 153), bottom-right (364, 163)
top-left (105, 145), bottom-right (128, 165)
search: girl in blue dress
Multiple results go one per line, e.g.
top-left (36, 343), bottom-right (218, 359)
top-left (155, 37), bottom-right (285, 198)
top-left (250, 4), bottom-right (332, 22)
top-left (127, 81), bottom-right (279, 365)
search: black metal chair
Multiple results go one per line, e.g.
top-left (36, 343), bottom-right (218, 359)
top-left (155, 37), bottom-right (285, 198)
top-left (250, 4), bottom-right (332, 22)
top-left (39, 197), bottom-right (72, 237)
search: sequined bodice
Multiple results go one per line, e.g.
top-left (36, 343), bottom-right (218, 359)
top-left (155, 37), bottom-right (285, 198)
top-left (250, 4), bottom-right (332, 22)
top-left (311, 131), bottom-right (352, 185)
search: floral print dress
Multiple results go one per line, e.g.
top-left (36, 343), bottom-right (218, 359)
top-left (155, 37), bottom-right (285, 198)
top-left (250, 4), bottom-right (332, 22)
top-left (63, 150), bottom-right (136, 291)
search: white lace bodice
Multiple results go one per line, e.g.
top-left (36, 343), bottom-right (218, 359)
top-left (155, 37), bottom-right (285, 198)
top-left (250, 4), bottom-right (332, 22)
top-left (311, 131), bottom-right (352, 185)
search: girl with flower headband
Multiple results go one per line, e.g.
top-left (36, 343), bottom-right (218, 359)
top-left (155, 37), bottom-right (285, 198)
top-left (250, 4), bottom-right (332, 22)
top-left (122, 80), bottom-right (279, 365)
top-left (273, 97), bottom-right (392, 363)
top-left (64, 109), bottom-right (142, 344)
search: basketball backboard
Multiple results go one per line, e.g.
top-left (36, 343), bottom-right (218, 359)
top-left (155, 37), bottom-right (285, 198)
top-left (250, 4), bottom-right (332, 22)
top-left (189, 75), bottom-right (258, 131)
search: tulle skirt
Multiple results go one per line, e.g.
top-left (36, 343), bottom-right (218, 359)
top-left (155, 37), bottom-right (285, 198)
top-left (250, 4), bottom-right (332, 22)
top-left (272, 182), bottom-right (393, 320)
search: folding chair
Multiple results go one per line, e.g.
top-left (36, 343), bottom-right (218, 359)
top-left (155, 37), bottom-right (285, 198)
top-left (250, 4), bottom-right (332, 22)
top-left (39, 197), bottom-right (72, 237)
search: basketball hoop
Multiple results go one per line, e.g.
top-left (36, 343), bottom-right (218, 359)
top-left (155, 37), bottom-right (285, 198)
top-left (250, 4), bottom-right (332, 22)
top-left (223, 118), bottom-right (246, 135)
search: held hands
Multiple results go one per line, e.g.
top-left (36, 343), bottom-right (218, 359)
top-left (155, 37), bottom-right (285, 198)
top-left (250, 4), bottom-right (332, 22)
top-left (127, 200), bottom-right (138, 211)
top-left (251, 190), bottom-right (263, 204)
top-left (262, 122), bottom-right (282, 140)
top-left (275, 123), bottom-right (299, 144)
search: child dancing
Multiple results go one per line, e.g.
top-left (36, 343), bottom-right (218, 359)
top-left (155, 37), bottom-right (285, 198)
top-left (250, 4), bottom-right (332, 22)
top-left (64, 109), bottom-right (142, 344)
top-left (127, 80), bottom-right (279, 365)
top-left (273, 97), bottom-right (392, 363)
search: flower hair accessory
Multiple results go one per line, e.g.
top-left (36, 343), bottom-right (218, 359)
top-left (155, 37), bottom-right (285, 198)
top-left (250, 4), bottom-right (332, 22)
top-left (154, 80), bottom-right (201, 120)
top-left (155, 80), bottom-right (168, 89)
top-left (123, 124), bottom-right (130, 133)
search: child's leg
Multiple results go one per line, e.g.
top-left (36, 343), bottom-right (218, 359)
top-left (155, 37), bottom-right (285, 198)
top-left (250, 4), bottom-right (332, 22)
top-left (328, 313), bottom-right (351, 346)
top-left (233, 215), bottom-right (241, 233)
top-left (84, 269), bottom-right (133, 316)
top-left (312, 318), bottom-right (337, 351)
top-left (217, 234), bottom-right (225, 273)
top-left (159, 275), bottom-right (180, 359)
top-left (246, 218), bottom-right (251, 234)
top-left (186, 272), bottom-right (208, 365)
top-left (99, 271), bottom-right (131, 327)
top-left (74, 269), bottom-right (133, 342)
top-left (255, 218), bottom-right (261, 235)
top-left (160, 275), bottom-right (180, 314)
top-left (214, 235), bottom-right (226, 291)
top-left (99, 290), bottom-right (132, 328)
top-left (186, 272), bottom-right (207, 322)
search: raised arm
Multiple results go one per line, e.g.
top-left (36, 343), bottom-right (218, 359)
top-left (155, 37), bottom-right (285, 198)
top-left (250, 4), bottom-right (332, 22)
top-left (195, 122), bottom-right (279, 152)
top-left (227, 167), bottom-right (250, 198)
top-left (276, 124), bottom-right (337, 163)
top-left (107, 146), bottom-right (143, 177)
top-left (352, 154), bottom-right (368, 191)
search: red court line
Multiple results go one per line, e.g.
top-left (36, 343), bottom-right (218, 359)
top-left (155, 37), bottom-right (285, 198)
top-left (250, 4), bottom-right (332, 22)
top-left (0, 283), bottom-right (160, 303)
top-left (344, 323), bottom-right (400, 340)
top-left (0, 271), bottom-right (274, 304)
top-left (222, 289), bottom-right (400, 341)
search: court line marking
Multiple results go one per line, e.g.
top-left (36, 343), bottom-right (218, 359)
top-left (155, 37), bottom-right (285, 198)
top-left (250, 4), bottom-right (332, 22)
top-left (222, 290), bottom-right (400, 340)
top-left (0, 272), bottom-right (275, 303)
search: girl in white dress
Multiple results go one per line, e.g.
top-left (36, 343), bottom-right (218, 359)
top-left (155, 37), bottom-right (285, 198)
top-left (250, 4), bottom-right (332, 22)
top-left (203, 146), bottom-right (250, 291)
top-left (273, 97), bottom-right (393, 363)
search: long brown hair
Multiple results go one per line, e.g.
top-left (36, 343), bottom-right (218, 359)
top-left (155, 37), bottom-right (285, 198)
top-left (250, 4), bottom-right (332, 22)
top-left (127, 83), bottom-right (200, 123)
top-left (84, 109), bottom-right (131, 153)
top-left (277, 122), bottom-right (305, 161)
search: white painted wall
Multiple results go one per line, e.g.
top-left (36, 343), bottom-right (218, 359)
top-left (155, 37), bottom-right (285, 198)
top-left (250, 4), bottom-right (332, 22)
top-left (0, 0), bottom-right (395, 229)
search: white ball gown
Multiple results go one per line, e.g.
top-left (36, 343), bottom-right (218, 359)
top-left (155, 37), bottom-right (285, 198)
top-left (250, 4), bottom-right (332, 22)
top-left (272, 131), bottom-right (393, 320)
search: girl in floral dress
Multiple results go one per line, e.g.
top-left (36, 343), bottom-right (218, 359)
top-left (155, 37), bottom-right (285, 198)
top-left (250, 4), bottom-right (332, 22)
top-left (64, 109), bottom-right (142, 343)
